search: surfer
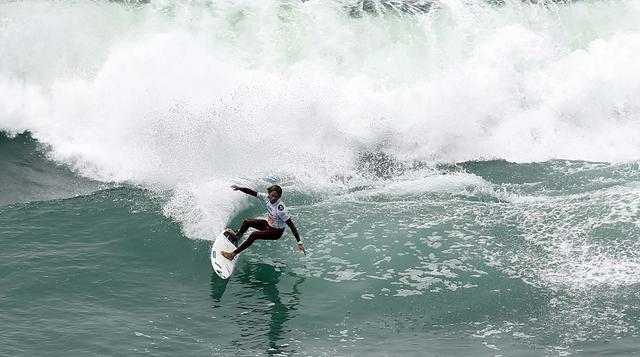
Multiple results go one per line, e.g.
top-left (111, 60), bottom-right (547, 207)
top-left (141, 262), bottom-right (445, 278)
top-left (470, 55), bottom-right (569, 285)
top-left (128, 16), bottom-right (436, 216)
top-left (221, 184), bottom-right (305, 260)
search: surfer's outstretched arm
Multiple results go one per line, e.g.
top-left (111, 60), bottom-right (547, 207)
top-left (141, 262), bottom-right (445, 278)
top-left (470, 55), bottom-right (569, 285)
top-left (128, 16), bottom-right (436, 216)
top-left (231, 185), bottom-right (257, 196)
top-left (286, 218), bottom-right (305, 254)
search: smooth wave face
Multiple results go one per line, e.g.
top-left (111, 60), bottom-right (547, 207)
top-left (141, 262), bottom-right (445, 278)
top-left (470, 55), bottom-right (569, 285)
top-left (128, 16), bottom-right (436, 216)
top-left (0, 132), bottom-right (104, 206)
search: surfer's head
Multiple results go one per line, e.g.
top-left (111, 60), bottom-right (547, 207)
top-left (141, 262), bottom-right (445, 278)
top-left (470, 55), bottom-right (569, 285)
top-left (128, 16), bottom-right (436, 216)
top-left (267, 185), bottom-right (282, 203)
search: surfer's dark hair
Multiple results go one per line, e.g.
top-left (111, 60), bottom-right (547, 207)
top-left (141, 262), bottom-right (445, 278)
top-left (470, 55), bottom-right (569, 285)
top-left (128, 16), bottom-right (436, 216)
top-left (267, 185), bottom-right (282, 197)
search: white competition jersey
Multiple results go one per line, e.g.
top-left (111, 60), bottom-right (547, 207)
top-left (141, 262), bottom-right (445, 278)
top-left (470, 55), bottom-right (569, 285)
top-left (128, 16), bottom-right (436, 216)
top-left (257, 192), bottom-right (291, 229)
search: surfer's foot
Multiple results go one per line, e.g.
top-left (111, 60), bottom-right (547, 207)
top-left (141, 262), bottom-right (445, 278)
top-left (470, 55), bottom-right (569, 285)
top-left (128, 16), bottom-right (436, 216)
top-left (225, 228), bottom-right (240, 240)
top-left (221, 251), bottom-right (236, 260)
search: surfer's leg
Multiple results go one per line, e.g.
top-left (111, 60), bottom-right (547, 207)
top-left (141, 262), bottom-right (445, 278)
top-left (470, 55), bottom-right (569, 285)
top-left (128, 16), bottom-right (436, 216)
top-left (223, 220), bottom-right (274, 259)
top-left (233, 227), bottom-right (284, 255)
top-left (228, 218), bottom-right (269, 239)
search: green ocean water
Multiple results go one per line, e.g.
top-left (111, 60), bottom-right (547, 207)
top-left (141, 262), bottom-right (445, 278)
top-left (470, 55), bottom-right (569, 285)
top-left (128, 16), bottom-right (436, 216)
top-left (2, 133), bottom-right (640, 356)
top-left (3, 0), bottom-right (640, 355)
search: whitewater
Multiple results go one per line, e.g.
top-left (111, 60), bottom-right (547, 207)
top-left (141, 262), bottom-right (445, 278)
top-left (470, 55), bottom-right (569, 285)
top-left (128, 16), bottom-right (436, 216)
top-left (2, 0), bottom-right (640, 355)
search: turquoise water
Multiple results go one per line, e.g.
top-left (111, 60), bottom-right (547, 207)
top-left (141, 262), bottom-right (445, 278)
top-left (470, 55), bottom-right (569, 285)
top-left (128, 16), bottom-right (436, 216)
top-left (2, 133), bottom-right (640, 355)
top-left (2, 0), bottom-right (640, 355)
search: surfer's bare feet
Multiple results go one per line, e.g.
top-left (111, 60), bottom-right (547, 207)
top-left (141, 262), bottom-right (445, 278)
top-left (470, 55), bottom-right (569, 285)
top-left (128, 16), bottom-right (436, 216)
top-left (221, 251), bottom-right (236, 260)
top-left (225, 228), bottom-right (239, 240)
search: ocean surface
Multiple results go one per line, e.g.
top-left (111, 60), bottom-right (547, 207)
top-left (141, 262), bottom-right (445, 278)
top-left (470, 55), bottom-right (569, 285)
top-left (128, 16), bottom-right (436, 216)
top-left (2, 0), bottom-right (640, 355)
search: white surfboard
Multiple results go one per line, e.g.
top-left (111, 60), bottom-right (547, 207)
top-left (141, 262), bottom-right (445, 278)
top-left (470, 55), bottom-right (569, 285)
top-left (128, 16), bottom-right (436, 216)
top-left (210, 231), bottom-right (239, 279)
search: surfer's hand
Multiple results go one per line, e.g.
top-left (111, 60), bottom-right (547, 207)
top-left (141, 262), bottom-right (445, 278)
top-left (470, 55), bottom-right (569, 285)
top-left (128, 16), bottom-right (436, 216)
top-left (298, 242), bottom-right (306, 255)
top-left (231, 184), bottom-right (240, 190)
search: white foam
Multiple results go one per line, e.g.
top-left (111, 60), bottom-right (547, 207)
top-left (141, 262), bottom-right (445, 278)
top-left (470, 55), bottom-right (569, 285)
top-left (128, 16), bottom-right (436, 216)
top-left (2, 0), bottom-right (640, 237)
top-left (371, 171), bottom-right (496, 196)
top-left (163, 179), bottom-right (252, 239)
top-left (487, 182), bottom-right (640, 291)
